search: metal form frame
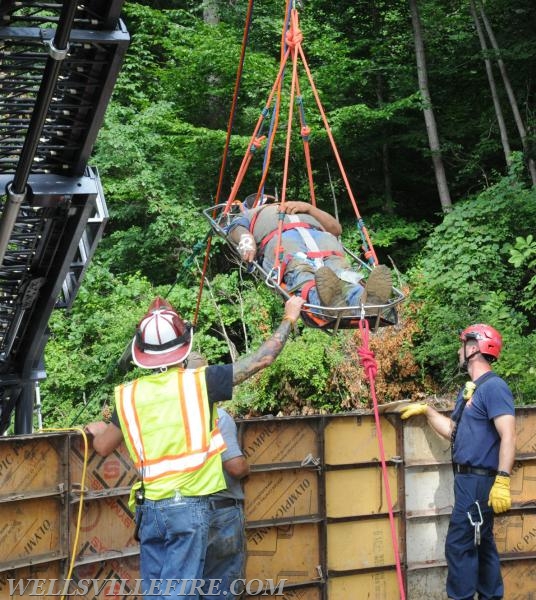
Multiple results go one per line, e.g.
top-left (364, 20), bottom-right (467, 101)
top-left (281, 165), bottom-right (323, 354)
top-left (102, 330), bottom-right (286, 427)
top-left (0, 2), bottom-right (129, 433)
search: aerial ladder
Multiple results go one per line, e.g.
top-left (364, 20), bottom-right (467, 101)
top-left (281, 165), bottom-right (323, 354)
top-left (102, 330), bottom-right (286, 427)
top-left (0, 1), bottom-right (129, 434)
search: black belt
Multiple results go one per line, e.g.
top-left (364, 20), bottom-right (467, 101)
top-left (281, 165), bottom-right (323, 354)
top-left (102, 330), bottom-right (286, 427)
top-left (209, 498), bottom-right (243, 510)
top-left (454, 464), bottom-right (496, 477)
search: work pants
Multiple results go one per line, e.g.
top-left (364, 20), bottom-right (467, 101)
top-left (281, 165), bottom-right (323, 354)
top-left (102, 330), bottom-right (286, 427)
top-left (445, 473), bottom-right (503, 600)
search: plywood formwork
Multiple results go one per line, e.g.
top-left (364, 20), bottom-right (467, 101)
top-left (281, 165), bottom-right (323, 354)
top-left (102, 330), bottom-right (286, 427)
top-left (0, 560), bottom-right (62, 599)
top-left (328, 571), bottom-right (401, 600)
top-left (244, 469), bottom-right (320, 524)
top-left (245, 523), bottom-right (321, 585)
top-left (0, 409), bottom-right (535, 599)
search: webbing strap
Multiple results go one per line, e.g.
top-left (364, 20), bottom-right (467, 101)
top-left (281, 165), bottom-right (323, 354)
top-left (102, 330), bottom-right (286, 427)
top-left (257, 220), bottom-right (312, 251)
top-left (286, 214), bottom-right (324, 268)
top-left (300, 279), bottom-right (315, 300)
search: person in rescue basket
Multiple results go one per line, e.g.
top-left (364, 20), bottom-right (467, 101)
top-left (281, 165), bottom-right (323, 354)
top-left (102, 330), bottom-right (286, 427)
top-left (400, 324), bottom-right (516, 600)
top-left (227, 194), bottom-right (392, 314)
top-left (85, 294), bottom-right (304, 600)
top-left (186, 352), bottom-right (249, 600)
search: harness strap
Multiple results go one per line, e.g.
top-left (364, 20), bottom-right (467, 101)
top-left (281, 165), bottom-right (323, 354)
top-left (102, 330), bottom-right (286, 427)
top-left (257, 221), bottom-right (313, 251)
top-left (300, 279), bottom-right (316, 301)
top-left (286, 214), bottom-right (325, 269)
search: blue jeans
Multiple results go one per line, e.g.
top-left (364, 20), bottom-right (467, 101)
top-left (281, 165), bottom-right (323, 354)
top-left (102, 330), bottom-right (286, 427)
top-left (445, 474), bottom-right (503, 600)
top-left (202, 502), bottom-right (246, 599)
top-left (136, 495), bottom-right (210, 599)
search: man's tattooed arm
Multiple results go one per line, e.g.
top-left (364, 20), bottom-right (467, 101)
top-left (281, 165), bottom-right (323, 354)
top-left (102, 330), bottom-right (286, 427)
top-left (232, 296), bottom-right (304, 386)
top-left (233, 320), bottom-right (292, 385)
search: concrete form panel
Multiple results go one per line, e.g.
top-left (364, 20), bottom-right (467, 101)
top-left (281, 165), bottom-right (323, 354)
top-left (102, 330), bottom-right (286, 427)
top-left (70, 436), bottom-right (138, 493)
top-left (513, 409), bottom-right (536, 455)
top-left (324, 416), bottom-right (397, 465)
top-left (71, 555), bottom-right (142, 598)
top-left (241, 420), bottom-right (319, 466)
top-left (405, 465), bottom-right (453, 515)
top-left (0, 561), bottom-right (63, 598)
top-left (244, 469), bottom-right (319, 523)
top-left (245, 586), bottom-right (321, 600)
top-left (403, 419), bottom-right (450, 466)
top-left (0, 497), bottom-right (65, 570)
top-left (502, 559), bottom-right (536, 599)
top-left (328, 571), bottom-right (400, 600)
top-left (406, 566), bottom-right (448, 600)
top-left (494, 513), bottom-right (536, 554)
top-left (326, 466), bottom-right (399, 517)
top-left (405, 515), bottom-right (450, 565)
top-left (327, 518), bottom-right (398, 570)
top-left (0, 435), bottom-right (64, 498)
top-left (510, 460), bottom-right (536, 504)
top-left (72, 495), bottom-right (137, 561)
top-left (245, 523), bottom-right (321, 586)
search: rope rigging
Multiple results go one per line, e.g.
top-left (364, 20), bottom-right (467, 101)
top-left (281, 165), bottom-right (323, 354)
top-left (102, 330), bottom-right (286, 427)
top-left (199, 1), bottom-right (404, 333)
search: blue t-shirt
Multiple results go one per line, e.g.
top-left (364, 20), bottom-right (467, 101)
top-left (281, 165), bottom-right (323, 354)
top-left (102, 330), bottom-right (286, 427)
top-left (212, 408), bottom-right (245, 501)
top-left (451, 372), bottom-right (515, 470)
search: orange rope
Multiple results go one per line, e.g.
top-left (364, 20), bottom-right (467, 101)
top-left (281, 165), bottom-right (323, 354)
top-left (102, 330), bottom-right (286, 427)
top-left (272, 9), bottom-right (302, 278)
top-left (193, 0), bottom-right (255, 326)
top-left (297, 44), bottom-right (379, 265)
top-left (223, 48), bottom-right (291, 213)
top-left (357, 319), bottom-right (406, 600)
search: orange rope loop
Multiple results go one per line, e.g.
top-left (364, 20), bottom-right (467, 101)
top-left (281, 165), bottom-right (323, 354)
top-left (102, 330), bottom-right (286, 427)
top-left (250, 136), bottom-right (266, 152)
top-left (285, 25), bottom-right (303, 50)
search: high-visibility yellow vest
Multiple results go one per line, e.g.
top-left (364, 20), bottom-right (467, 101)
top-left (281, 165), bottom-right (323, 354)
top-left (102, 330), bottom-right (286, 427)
top-left (115, 366), bottom-right (227, 510)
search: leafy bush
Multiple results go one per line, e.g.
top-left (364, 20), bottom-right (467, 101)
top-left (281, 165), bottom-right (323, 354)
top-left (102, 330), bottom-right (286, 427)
top-left (409, 163), bottom-right (536, 399)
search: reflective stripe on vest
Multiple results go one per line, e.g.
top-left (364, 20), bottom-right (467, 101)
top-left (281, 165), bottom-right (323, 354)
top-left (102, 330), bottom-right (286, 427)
top-left (117, 368), bottom-right (226, 483)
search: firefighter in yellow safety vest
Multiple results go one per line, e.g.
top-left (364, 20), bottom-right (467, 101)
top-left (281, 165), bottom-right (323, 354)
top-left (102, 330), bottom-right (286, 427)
top-left (86, 294), bottom-right (304, 599)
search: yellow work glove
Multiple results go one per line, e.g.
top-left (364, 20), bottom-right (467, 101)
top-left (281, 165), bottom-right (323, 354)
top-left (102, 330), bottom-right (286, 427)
top-left (488, 475), bottom-right (511, 513)
top-left (400, 403), bottom-right (428, 420)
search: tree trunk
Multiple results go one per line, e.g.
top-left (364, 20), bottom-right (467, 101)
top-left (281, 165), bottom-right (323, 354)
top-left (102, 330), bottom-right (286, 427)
top-left (477, 0), bottom-right (536, 185)
top-left (203, 0), bottom-right (220, 25)
top-left (470, 0), bottom-right (512, 167)
top-left (375, 73), bottom-right (395, 214)
top-left (409, 0), bottom-right (452, 212)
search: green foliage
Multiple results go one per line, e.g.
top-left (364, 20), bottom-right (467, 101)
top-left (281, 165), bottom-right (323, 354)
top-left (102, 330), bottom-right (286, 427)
top-left (409, 164), bottom-right (536, 398)
top-left (507, 234), bottom-right (536, 312)
top-left (231, 328), bottom-right (347, 416)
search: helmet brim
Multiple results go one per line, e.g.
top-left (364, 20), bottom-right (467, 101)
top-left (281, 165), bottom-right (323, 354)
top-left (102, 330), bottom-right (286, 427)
top-left (131, 334), bottom-right (193, 369)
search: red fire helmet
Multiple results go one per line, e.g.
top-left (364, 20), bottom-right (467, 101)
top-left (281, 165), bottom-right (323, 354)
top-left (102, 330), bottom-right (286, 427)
top-left (460, 323), bottom-right (502, 361)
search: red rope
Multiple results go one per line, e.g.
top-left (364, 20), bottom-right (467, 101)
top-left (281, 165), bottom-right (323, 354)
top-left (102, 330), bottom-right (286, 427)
top-left (357, 319), bottom-right (406, 600)
top-left (193, 0), bottom-right (255, 326)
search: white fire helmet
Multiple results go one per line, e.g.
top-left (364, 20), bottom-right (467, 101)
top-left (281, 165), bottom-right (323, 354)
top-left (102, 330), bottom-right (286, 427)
top-left (131, 297), bottom-right (193, 369)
